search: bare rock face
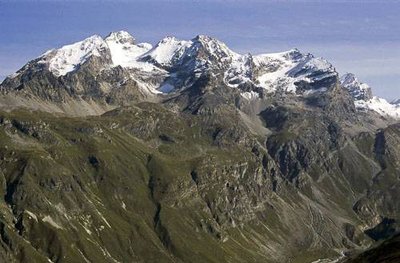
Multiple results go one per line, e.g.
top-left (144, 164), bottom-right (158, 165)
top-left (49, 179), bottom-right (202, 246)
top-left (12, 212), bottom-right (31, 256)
top-left (0, 31), bottom-right (399, 263)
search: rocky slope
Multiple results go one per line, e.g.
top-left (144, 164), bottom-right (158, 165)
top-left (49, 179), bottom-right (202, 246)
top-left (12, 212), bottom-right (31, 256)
top-left (0, 31), bottom-right (399, 263)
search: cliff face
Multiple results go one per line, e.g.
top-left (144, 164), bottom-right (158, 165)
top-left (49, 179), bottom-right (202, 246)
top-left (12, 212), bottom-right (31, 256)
top-left (0, 31), bottom-right (399, 263)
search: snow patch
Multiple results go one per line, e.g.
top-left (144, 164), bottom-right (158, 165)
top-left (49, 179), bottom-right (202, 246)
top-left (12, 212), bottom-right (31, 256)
top-left (225, 54), bottom-right (252, 87)
top-left (355, 96), bottom-right (400, 119)
top-left (253, 50), bottom-right (299, 93)
top-left (128, 73), bottom-right (164, 94)
top-left (241, 91), bottom-right (260, 100)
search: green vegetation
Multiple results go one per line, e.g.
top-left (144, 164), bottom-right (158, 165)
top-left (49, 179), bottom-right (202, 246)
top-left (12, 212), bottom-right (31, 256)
top-left (0, 103), bottom-right (399, 263)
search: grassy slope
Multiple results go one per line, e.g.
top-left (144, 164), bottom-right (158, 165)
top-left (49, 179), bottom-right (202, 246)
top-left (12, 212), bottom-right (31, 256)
top-left (0, 105), bottom-right (398, 263)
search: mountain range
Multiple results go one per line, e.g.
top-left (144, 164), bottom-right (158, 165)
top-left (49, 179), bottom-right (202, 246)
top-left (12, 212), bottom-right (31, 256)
top-left (0, 31), bottom-right (399, 263)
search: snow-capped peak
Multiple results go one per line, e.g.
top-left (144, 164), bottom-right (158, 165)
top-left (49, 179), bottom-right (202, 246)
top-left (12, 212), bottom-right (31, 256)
top-left (340, 72), bottom-right (357, 84)
top-left (105, 31), bottom-right (153, 70)
top-left (261, 48), bottom-right (303, 61)
top-left (341, 73), bottom-right (400, 119)
top-left (140, 36), bottom-right (192, 67)
top-left (140, 34), bottom-right (240, 70)
top-left (252, 48), bottom-right (337, 94)
top-left (192, 34), bottom-right (240, 61)
top-left (38, 35), bottom-right (108, 77)
top-left (105, 30), bottom-right (136, 45)
top-left (33, 31), bottom-right (158, 77)
top-left (340, 73), bottom-right (372, 101)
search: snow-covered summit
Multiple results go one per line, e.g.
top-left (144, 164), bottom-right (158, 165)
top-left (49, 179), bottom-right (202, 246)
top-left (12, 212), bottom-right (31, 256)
top-left (105, 30), bottom-right (136, 45)
top-left (192, 34), bottom-right (240, 61)
top-left (141, 34), bottom-right (240, 71)
top-left (38, 35), bottom-right (108, 77)
top-left (34, 31), bottom-right (157, 76)
top-left (105, 31), bottom-right (154, 70)
top-left (341, 73), bottom-right (400, 119)
top-left (252, 49), bottom-right (337, 93)
top-left (140, 36), bottom-right (192, 67)
top-left (340, 73), bottom-right (372, 101)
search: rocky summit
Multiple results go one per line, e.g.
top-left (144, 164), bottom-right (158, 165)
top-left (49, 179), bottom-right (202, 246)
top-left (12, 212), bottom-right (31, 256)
top-left (0, 31), bottom-right (399, 263)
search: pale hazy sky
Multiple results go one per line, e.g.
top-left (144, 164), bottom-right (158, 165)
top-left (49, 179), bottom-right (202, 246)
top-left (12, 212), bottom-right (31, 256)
top-left (0, 0), bottom-right (399, 100)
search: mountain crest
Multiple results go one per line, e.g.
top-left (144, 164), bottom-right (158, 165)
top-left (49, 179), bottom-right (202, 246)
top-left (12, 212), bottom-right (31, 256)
top-left (1, 30), bottom-right (398, 120)
top-left (340, 73), bottom-right (400, 119)
top-left (105, 30), bottom-right (136, 45)
top-left (340, 73), bottom-right (373, 101)
top-left (140, 36), bottom-right (191, 67)
top-left (38, 34), bottom-right (108, 77)
top-left (191, 34), bottom-right (239, 60)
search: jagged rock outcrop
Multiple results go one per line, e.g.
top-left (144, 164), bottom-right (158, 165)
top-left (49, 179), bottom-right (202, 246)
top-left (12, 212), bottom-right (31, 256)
top-left (340, 73), bottom-right (373, 101)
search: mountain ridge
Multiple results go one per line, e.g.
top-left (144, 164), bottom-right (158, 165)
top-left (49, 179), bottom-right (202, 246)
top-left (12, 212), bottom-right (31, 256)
top-left (1, 30), bottom-right (398, 121)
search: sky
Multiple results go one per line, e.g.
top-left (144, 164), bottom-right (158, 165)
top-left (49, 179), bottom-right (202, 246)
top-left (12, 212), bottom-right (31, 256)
top-left (0, 0), bottom-right (399, 100)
